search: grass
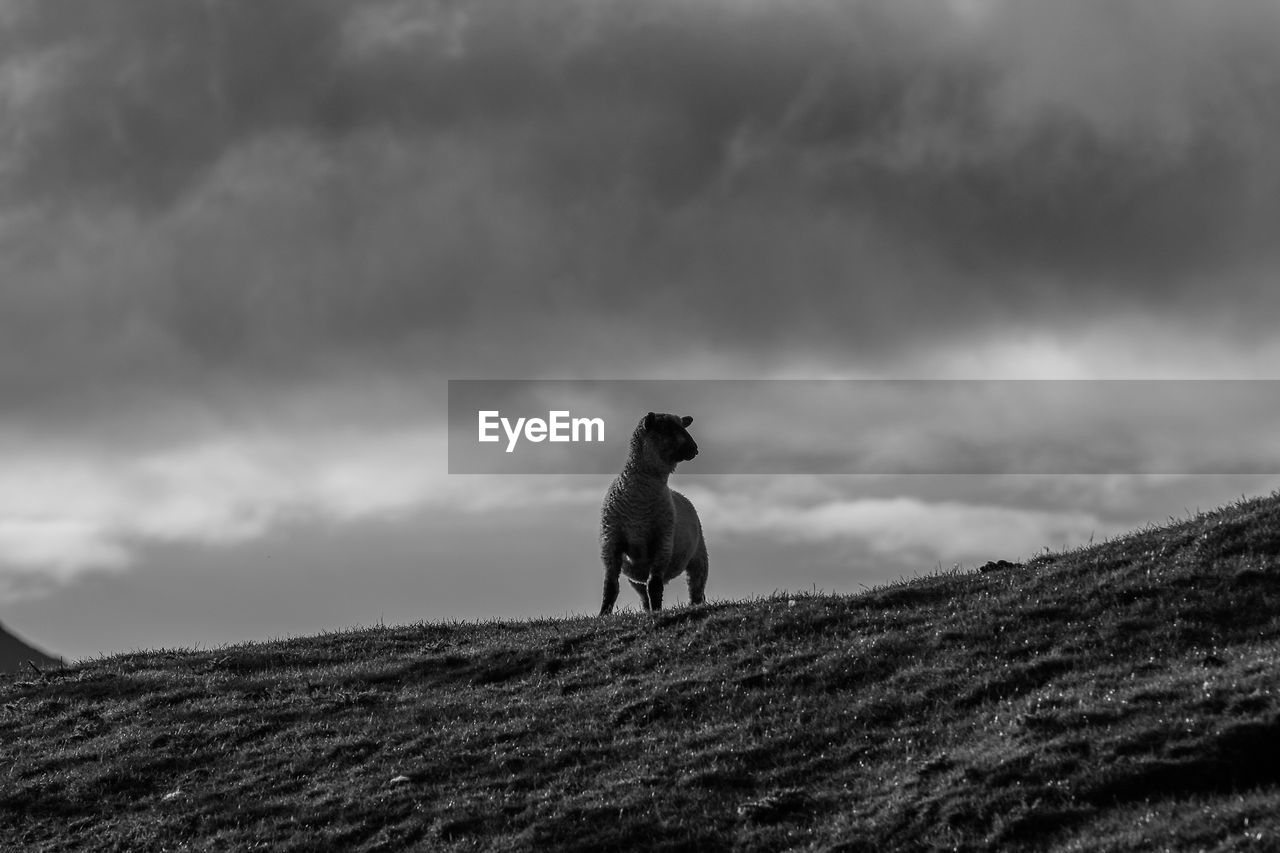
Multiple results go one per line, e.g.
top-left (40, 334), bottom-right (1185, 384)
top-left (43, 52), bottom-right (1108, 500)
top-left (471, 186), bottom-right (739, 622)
top-left (5, 493), bottom-right (1280, 851)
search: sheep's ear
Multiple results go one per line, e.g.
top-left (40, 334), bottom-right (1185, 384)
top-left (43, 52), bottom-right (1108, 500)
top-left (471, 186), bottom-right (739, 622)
top-left (681, 416), bottom-right (693, 427)
top-left (644, 412), bottom-right (657, 430)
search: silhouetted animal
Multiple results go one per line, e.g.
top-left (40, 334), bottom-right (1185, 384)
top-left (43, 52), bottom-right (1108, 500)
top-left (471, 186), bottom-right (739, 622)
top-left (599, 412), bottom-right (708, 614)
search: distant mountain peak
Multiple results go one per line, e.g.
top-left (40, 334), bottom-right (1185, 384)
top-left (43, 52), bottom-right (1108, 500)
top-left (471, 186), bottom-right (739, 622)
top-left (0, 620), bottom-right (60, 674)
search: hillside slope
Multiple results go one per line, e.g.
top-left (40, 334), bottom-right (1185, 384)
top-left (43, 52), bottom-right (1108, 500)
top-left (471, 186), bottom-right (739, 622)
top-left (4, 494), bottom-right (1280, 851)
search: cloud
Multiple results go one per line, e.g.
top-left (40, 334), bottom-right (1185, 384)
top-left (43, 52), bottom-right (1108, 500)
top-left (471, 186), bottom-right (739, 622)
top-left (689, 485), bottom-right (1111, 565)
top-left (0, 426), bottom-right (445, 590)
top-left (0, 519), bottom-right (130, 583)
top-left (2, 0), bottom-right (1278, 413)
top-left (0, 413), bottom-right (613, 597)
top-left (2, 0), bottom-right (1279, 595)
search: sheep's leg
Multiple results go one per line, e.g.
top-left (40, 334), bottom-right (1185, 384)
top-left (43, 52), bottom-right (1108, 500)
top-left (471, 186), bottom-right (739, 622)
top-left (600, 572), bottom-right (620, 616)
top-left (646, 574), bottom-right (665, 612)
top-left (686, 540), bottom-right (708, 606)
top-left (628, 555), bottom-right (659, 610)
top-left (643, 539), bottom-right (674, 612)
top-left (599, 539), bottom-right (624, 616)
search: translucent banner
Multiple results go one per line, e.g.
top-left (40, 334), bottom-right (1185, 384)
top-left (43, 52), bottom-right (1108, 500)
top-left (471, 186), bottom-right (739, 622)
top-left (447, 380), bottom-right (1280, 475)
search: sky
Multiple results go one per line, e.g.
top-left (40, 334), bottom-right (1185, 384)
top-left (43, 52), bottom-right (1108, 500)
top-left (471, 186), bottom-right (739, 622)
top-left (2, 0), bottom-right (1280, 661)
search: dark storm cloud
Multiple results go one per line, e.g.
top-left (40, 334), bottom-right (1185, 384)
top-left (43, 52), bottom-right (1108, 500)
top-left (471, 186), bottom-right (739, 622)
top-left (2, 0), bottom-right (1279, 419)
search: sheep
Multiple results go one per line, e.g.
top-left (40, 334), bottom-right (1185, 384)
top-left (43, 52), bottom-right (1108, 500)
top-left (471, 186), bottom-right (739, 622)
top-left (599, 412), bottom-right (708, 615)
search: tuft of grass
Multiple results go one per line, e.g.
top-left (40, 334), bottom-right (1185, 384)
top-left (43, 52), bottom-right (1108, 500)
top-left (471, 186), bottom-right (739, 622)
top-left (5, 493), bottom-right (1280, 850)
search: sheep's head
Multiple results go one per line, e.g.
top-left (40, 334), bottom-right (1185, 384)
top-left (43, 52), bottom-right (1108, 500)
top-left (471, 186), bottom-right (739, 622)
top-left (635, 412), bottom-right (698, 471)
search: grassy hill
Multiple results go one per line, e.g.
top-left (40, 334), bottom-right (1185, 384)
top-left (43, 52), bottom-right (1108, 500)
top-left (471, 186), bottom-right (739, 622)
top-left (4, 494), bottom-right (1280, 851)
